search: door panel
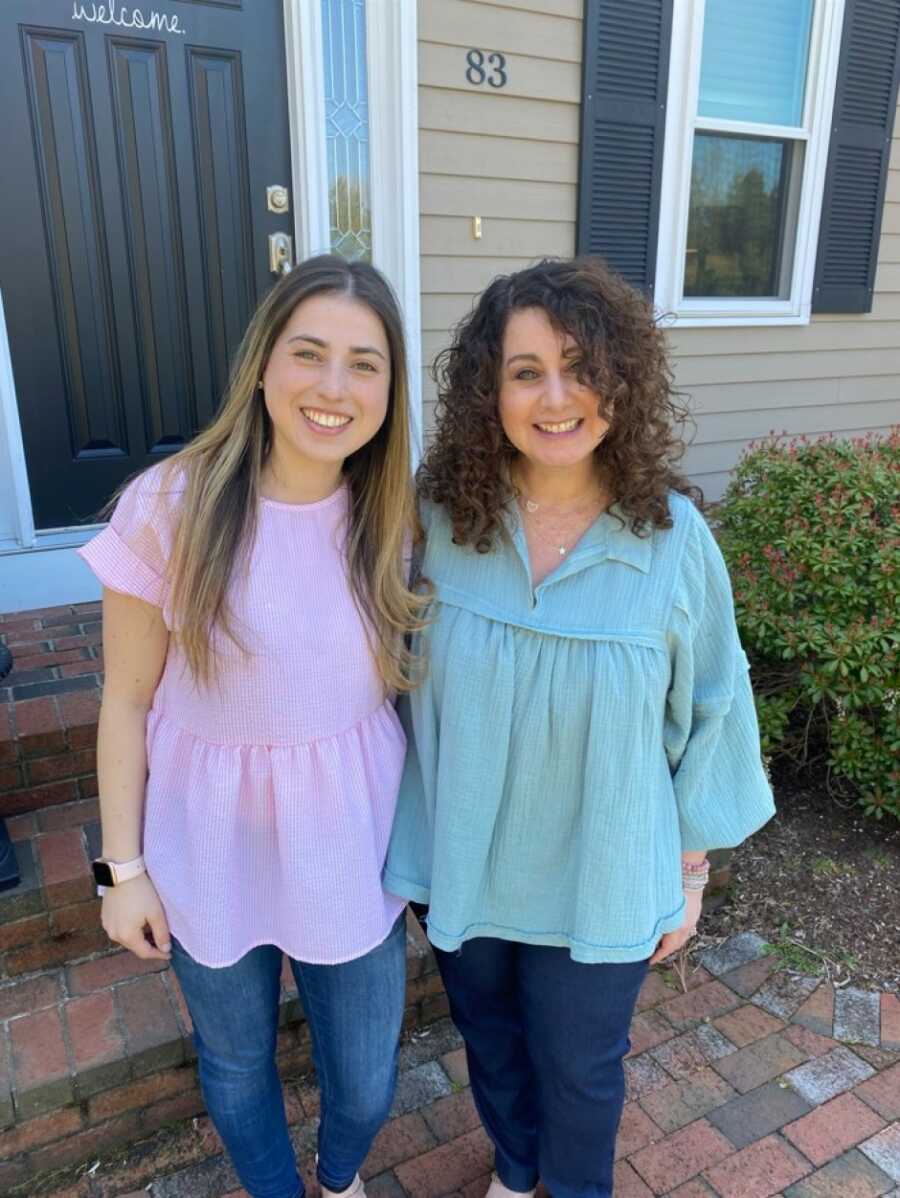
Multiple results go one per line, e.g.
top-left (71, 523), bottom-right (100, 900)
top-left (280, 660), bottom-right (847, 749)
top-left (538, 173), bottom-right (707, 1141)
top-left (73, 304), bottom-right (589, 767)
top-left (23, 28), bottom-right (128, 459)
top-left (110, 38), bottom-right (195, 452)
top-left (0, 1), bottom-right (292, 529)
top-left (189, 48), bottom-right (255, 405)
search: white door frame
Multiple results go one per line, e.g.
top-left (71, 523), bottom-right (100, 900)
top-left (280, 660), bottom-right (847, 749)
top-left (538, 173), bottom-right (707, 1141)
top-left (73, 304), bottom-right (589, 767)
top-left (0, 292), bottom-right (33, 552)
top-left (0, 0), bottom-right (421, 611)
top-left (366, 0), bottom-right (423, 460)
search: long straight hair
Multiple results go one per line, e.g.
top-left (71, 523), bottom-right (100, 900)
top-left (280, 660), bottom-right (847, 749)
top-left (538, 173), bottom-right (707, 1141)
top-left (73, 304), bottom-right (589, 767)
top-left (158, 254), bottom-right (426, 689)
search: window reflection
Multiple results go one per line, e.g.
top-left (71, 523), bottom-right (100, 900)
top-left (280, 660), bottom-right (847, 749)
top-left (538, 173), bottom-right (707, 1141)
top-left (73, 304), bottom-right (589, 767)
top-left (684, 134), bottom-right (798, 298)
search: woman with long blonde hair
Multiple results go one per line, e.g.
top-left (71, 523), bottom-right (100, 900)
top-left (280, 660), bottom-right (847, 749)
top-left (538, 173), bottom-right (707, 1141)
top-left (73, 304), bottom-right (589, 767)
top-left (78, 255), bottom-right (425, 1198)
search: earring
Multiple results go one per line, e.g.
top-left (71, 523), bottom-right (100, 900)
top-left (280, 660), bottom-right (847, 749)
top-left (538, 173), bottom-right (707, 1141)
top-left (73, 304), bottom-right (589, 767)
top-left (257, 380), bottom-right (264, 391)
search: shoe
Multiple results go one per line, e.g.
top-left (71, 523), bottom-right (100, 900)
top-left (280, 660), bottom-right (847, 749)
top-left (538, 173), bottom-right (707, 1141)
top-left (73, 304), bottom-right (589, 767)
top-left (485, 1174), bottom-right (536, 1198)
top-left (320, 1175), bottom-right (366, 1198)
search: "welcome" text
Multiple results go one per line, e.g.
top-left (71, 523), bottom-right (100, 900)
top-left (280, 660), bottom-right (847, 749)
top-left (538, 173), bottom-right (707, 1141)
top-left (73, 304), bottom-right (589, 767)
top-left (71, 3), bottom-right (186, 35)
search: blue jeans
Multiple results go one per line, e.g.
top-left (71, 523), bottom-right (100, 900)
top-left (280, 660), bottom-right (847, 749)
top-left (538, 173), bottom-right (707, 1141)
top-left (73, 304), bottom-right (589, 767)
top-left (434, 937), bottom-right (648, 1198)
top-left (170, 914), bottom-right (406, 1198)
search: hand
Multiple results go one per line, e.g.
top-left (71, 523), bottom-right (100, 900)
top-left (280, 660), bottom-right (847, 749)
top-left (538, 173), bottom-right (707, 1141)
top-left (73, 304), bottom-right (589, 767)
top-left (649, 888), bottom-right (703, 966)
top-left (101, 872), bottom-right (171, 960)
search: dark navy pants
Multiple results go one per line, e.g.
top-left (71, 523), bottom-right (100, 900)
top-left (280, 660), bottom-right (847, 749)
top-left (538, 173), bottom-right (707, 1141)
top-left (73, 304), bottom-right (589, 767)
top-left (433, 937), bottom-right (648, 1198)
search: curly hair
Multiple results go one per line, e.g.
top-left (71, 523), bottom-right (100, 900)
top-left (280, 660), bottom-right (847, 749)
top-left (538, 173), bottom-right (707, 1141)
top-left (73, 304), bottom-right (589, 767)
top-left (419, 256), bottom-right (702, 551)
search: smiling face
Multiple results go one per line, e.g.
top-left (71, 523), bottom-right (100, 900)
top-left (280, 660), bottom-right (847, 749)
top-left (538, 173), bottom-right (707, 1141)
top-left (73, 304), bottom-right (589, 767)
top-left (498, 306), bottom-right (611, 475)
top-left (260, 291), bottom-right (391, 483)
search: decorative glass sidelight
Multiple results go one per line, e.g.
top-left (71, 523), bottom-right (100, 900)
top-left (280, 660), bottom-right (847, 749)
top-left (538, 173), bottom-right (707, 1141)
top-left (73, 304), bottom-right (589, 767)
top-left (322, 0), bottom-right (371, 261)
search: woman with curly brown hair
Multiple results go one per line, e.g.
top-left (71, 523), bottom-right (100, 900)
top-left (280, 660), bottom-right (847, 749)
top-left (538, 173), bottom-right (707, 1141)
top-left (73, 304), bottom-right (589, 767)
top-left (383, 257), bottom-right (773, 1198)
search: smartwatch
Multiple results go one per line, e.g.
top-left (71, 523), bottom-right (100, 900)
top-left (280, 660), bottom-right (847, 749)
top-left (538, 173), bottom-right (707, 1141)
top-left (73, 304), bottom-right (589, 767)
top-left (92, 855), bottom-right (146, 887)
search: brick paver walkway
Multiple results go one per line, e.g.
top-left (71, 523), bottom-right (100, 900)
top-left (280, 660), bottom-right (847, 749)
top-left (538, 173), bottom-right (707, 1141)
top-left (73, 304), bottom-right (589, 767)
top-left (16, 931), bottom-right (900, 1198)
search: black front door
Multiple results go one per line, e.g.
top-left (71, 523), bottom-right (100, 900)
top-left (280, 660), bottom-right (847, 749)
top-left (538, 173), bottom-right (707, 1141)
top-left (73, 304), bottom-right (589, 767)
top-left (0, 0), bottom-right (292, 529)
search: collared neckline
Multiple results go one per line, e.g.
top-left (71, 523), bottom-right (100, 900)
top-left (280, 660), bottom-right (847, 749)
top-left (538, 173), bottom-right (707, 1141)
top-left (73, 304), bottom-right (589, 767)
top-left (503, 499), bottom-right (653, 593)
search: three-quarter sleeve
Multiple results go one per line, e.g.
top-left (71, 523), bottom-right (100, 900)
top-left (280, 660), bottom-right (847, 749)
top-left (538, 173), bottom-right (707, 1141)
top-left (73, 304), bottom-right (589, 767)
top-left (77, 464), bottom-right (180, 612)
top-left (665, 511), bottom-right (775, 852)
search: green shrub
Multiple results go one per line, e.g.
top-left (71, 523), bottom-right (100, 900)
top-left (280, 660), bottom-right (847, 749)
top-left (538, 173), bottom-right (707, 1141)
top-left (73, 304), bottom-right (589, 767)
top-left (714, 429), bottom-right (900, 821)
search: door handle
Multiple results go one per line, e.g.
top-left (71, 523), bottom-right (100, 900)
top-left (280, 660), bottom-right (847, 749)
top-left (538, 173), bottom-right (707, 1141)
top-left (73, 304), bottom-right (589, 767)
top-left (269, 232), bottom-right (294, 276)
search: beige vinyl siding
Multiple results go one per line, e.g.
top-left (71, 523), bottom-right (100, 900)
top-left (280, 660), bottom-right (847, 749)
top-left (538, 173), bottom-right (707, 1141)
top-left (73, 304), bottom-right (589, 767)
top-left (417, 6), bottom-right (900, 497)
top-left (417, 0), bottom-right (580, 429)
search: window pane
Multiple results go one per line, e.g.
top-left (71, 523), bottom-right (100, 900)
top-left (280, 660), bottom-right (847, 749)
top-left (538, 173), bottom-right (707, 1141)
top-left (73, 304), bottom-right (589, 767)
top-left (322, 0), bottom-right (371, 261)
top-left (684, 133), bottom-right (799, 299)
top-left (698, 0), bottom-right (813, 126)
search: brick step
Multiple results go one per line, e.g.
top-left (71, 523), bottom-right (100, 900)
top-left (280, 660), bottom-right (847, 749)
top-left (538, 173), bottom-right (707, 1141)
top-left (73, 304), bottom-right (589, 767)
top-left (0, 910), bottom-right (448, 1192)
top-left (1, 605), bottom-right (103, 820)
top-left (0, 801), bottom-right (107, 977)
top-left (7, 1016), bottom-right (472, 1198)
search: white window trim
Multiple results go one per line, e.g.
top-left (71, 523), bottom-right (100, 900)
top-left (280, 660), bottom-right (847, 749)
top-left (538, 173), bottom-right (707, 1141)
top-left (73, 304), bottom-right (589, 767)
top-left (655, 0), bottom-right (846, 327)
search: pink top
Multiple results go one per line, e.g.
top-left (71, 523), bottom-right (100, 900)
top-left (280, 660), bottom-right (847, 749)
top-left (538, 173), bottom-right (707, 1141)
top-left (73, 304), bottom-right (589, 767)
top-left (78, 464), bottom-right (406, 967)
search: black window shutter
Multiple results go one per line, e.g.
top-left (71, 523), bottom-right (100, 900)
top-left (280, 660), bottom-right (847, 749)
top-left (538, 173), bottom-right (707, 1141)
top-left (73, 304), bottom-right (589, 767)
top-left (576, 0), bottom-right (673, 296)
top-left (812, 0), bottom-right (900, 313)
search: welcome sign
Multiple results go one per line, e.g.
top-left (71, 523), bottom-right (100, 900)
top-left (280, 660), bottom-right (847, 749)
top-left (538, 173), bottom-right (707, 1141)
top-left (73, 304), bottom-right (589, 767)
top-left (71, 2), bottom-right (186, 34)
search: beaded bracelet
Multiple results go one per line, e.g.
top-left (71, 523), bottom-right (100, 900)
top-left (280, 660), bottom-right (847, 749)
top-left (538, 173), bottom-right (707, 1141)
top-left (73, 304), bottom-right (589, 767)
top-left (682, 858), bottom-right (710, 891)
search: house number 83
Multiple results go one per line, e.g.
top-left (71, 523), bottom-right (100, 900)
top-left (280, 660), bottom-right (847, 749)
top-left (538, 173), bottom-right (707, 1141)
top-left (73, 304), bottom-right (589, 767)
top-left (465, 49), bottom-right (508, 88)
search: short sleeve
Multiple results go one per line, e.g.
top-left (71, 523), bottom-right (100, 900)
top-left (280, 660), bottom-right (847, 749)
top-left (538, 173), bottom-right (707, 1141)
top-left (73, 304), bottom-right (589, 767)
top-left (664, 508), bottom-right (775, 851)
top-left (77, 464), bottom-right (182, 610)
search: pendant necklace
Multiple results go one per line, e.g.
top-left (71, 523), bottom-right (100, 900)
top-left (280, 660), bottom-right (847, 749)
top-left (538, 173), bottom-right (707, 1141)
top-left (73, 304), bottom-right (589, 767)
top-left (517, 492), bottom-right (605, 557)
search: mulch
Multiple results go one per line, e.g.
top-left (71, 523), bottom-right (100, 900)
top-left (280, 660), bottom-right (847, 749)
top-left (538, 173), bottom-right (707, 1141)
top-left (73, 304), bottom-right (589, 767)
top-left (699, 761), bottom-right (900, 993)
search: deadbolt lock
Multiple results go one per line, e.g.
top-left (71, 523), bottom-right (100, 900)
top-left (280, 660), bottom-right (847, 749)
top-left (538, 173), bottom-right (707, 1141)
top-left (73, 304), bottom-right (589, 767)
top-left (267, 185), bottom-right (290, 214)
top-left (269, 232), bottom-right (294, 276)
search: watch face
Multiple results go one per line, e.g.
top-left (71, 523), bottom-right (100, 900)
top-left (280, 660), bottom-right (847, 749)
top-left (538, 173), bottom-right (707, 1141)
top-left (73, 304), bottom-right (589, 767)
top-left (92, 860), bottom-right (115, 887)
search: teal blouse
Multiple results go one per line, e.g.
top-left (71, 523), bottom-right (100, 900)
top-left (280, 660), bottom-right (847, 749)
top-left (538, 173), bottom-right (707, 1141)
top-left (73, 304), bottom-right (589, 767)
top-left (383, 492), bottom-right (775, 964)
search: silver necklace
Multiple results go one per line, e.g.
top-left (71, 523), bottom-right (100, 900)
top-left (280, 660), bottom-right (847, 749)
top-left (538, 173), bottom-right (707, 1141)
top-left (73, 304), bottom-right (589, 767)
top-left (516, 491), bottom-right (605, 557)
